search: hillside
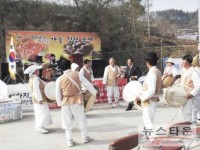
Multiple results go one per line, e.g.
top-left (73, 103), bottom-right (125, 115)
top-left (150, 9), bottom-right (198, 37)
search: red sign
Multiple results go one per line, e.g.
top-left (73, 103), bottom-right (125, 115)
top-left (94, 78), bottom-right (127, 103)
top-left (49, 78), bottom-right (127, 109)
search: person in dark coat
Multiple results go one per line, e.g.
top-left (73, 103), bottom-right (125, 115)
top-left (49, 53), bottom-right (58, 68)
top-left (124, 58), bottom-right (142, 111)
top-left (58, 53), bottom-right (71, 72)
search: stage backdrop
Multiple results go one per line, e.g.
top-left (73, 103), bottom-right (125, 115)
top-left (6, 30), bottom-right (102, 63)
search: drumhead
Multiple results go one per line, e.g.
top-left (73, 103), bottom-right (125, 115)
top-left (44, 81), bottom-right (56, 101)
top-left (165, 86), bottom-right (187, 107)
top-left (138, 76), bottom-right (146, 84)
top-left (122, 81), bottom-right (142, 102)
top-left (173, 78), bottom-right (181, 86)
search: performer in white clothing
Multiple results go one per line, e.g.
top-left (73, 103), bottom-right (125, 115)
top-left (24, 65), bottom-right (52, 134)
top-left (191, 54), bottom-right (200, 122)
top-left (80, 59), bottom-right (94, 82)
top-left (162, 58), bottom-right (178, 103)
top-left (163, 57), bottom-right (178, 78)
top-left (136, 52), bottom-right (162, 129)
top-left (80, 59), bottom-right (96, 110)
top-left (103, 58), bottom-right (121, 108)
top-left (55, 63), bottom-right (97, 147)
top-left (180, 55), bottom-right (200, 123)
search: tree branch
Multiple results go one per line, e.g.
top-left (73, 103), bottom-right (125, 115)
top-left (73, 0), bottom-right (80, 9)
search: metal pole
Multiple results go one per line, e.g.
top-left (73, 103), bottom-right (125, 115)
top-left (161, 36), bottom-right (163, 71)
top-left (147, 0), bottom-right (150, 38)
top-left (198, 0), bottom-right (200, 59)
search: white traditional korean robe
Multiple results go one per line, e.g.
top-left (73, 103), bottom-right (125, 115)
top-left (55, 70), bottom-right (97, 140)
top-left (162, 65), bottom-right (178, 104)
top-left (30, 75), bottom-right (52, 129)
top-left (163, 65), bottom-right (178, 78)
top-left (103, 65), bottom-right (121, 103)
top-left (192, 67), bottom-right (200, 121)
top-left (139, 66), bottom-right (161, 129)
top-left (180, 67), bottom-right (200, 122)
top-left (80, 66), bottom-right (94, 82)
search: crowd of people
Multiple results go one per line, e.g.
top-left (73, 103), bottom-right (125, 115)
top-left (23, 51), bottom-right (200, 147)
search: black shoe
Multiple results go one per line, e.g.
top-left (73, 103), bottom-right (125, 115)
top-left (125, 102), bottom-right (133, 111)
top-left (126, 108), bottom-right (131, 111)
top-left (126, 102), bottom-right (137, 111)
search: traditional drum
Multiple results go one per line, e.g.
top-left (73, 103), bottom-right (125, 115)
top-left (83, 91), bottom-right (91, 106)
top-left (85, 94), bottom-right (96, 113)
top-left (162, 74), bottom-right (175, 88)
top-left (42, 63), bottom-right (50, 70)
top-left (44, 81), bottom-right (56, 101)
top-left (138, 76), bottom-right (146, 85)
top-left (82, 89), bottom-right (96, 113)
top-left (173, 78), bottom-right (181, 86)
top-left (165, 86), bottom-right (187, 107)
top-left (42, 68), bottom-right (55, 81)
top-left (122, 81), bottom-right (142, 110)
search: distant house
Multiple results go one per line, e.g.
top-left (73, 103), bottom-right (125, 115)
top-left (177, 29), bottom-right (198, 41)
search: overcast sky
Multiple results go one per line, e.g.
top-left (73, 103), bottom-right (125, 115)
top-left (150, 0), bottom-right (198, 12)
top-left (48, 0), bottom-right (198, 12)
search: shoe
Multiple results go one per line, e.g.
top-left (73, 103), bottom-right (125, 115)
top-left (109, 103), bottom-right (113, 109)
top-left (125, 102), bottom-right (133, 111)
top-left (36, 127), bottom-right (48, 134)
top-left (126, 107), bottom-right (131, 111)
top-left (83, 136), bottom-right (93, 143)
top-left (67, 140), bottom-right (74, 147)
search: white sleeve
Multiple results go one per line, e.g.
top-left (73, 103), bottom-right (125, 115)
top-left (91, 69), bottom-right (94, 82)
top-left (163, 67), bottom-right (167, 74)
top-left (190, 71), bottom-right (200, 97)
top-left (55, 77), bottom-right (62, 106)
top-left (172, 67), bottom-right (178, 78)
top-left (139, 71), bottom-right (157, 101)
top-left (32, 77), bottom-right (43, 102)
top-left (79, 68), bottom-right (84, 77)
top-left (79, 73), bottom-right (97, 96)
top-left (117, 66), bottom-right (121, 75)
top-left (102, 67), bottom-right (108, 84)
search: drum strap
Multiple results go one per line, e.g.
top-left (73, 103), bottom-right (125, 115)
top-left (64, 74), bottom-right (82, 94)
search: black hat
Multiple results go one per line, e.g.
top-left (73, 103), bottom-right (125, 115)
top-left (144, 52), bottom-right (159, 61)
top-left (50, 53), bottom-right (55, 57)
top-left (35, 55), bottom-right (44, 63)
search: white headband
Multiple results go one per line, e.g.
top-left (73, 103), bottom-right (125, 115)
top-left (24, 65), bottom-right (42, 76)
top-left (71, 63), bottom-right (79, 71)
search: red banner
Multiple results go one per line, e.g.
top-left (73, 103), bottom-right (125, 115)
top-left (49, 78), bottom-right (127, 109)
top-left (94, 78), bottom-right (127, 103)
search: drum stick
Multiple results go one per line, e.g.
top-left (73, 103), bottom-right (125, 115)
top-left (126, 89), bottom-right (143, 110)
top-left (134, 104), bottom-right (142, 111)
